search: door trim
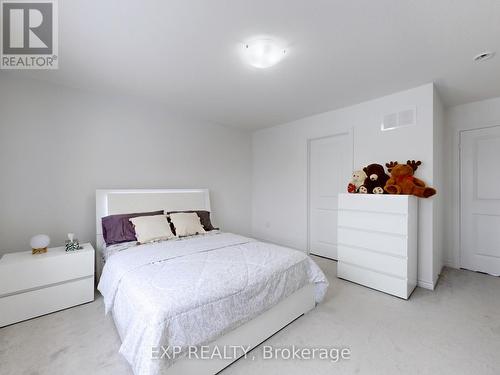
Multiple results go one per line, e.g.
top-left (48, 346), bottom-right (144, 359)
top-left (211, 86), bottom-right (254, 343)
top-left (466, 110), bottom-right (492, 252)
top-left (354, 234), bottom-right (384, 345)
top-left (459, 125), bottom-right (500, 271)
top-left (306, 129), bottom-right (354, 257)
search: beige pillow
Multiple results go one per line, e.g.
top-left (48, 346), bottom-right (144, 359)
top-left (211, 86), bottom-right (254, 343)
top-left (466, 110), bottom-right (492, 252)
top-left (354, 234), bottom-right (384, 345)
top-left (169, 212), bottom-right (206, 237)
top-left (129, 215), bottom-right (175, 244)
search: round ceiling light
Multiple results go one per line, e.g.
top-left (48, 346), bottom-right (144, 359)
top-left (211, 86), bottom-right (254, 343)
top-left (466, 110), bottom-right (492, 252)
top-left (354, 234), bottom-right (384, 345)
top-left (242, 39), bottom-right (286, 69)
top-left (473, 51), bottom-right (495, 62)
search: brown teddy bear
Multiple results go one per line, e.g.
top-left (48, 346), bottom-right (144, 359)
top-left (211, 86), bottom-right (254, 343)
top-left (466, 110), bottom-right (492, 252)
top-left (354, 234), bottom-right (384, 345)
top-left (384, 160), bottom-right (436, 198)
top-left (359, 164), bottom-right (390, 194)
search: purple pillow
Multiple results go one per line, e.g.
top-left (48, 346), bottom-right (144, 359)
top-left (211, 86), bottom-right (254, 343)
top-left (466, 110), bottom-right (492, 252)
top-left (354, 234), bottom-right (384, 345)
top-left (102, 211), bottom-right (164, 246)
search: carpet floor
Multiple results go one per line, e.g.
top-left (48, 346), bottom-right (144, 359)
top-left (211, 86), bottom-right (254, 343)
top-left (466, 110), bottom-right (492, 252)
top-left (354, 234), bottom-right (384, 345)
top-left (1, 256), bottom-right (499, 375)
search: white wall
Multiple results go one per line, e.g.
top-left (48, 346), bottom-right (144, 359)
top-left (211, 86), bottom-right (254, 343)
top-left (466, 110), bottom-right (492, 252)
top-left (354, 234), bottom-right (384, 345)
top-left (252, 83), bottom-right (441, 289)
top-left (433, 87), bottom-right (445, 284)
top-left (444, 96), bottom-right (500, 268)
top-left (0, 77), bottom-right (252, 255)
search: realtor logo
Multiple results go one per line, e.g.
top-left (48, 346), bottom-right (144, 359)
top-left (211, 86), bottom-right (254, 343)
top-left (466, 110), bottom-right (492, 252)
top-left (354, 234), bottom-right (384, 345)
top-left (1, 0), bottom-right (58, 69)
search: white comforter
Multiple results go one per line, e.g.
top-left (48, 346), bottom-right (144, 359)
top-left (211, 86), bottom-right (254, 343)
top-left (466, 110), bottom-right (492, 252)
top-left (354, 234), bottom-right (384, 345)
top-left (98, 232), bottom-right (328, 375)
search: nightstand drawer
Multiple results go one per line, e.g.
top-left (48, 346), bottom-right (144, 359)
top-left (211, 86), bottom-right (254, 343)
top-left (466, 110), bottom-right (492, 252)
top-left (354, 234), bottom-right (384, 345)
top-left (0, 244), bottom-right (94, 296)
top-left (0, 277), bottom-right (94, 327)
top-left (0, 243), bottom-right (95, 327)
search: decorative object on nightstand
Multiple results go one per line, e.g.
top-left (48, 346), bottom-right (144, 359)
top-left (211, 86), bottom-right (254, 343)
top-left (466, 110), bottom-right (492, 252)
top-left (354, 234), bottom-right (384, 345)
top-left (30, 234), bottom-right (50, 255)
top-left (0, 243), bottom-right (95, 327)
top-left (65, 233), bottom-right (82, 252)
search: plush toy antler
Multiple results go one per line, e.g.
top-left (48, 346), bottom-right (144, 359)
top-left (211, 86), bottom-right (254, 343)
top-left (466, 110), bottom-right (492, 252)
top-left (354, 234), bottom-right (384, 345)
top-left (385, 161), bottom-right (398, 173)
top-left (406, 160), bottom-right (422, 172)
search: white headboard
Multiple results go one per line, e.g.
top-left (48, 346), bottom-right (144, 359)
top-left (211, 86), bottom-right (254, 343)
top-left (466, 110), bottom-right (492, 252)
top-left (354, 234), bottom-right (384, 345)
top-left (95, 189), bottom-right (211, 251)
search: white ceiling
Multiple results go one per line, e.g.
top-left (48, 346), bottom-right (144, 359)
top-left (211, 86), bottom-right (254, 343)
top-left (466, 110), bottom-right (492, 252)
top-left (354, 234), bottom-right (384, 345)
top-left (3, 0), bottom-right (500, 130)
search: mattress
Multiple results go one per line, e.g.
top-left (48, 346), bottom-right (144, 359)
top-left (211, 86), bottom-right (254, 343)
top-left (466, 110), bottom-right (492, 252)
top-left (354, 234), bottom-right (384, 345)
top-left (98, 232), bottom-right (328, 375)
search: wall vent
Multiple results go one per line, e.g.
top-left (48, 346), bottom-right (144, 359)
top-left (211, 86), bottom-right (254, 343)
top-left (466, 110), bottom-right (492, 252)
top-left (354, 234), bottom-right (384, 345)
top-left (381, 106), bottom-right (417, 131)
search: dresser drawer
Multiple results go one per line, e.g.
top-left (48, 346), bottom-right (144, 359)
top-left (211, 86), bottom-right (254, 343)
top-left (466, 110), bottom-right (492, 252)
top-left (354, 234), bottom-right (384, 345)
top-left (338, 227), bottom-right (408, 257)
top-left (338, 245), bottom-right (407, 278)
top-left (339, 194), bottom-right (410, 214)
top-left (0, 277), bottom-right (94, 327)
top-left (337, 194), bottom-right (417, 299)
top-left (338, 262), bottom-right (410, 299)
top-left (338, 210), bottom-right (408, 235)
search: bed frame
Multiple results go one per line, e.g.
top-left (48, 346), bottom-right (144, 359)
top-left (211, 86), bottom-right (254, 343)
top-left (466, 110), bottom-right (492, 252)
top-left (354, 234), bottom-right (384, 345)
top-left (95, 189), bottom-right (316, 375)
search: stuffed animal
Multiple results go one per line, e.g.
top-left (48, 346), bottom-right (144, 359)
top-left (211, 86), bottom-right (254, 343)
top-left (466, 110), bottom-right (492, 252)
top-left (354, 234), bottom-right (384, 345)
top-left (384, 160), bottom-right (436, 198)
top-left (359, 164), bottom-right (390, 194)
top-left (347, 170), bottom-right (368, 193)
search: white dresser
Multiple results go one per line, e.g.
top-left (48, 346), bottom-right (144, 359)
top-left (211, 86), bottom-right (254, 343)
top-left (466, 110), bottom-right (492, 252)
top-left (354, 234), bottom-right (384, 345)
top-left (0, 243), bottom-right (95, 327)
top-left (337, 194), bottom-right (418, 299)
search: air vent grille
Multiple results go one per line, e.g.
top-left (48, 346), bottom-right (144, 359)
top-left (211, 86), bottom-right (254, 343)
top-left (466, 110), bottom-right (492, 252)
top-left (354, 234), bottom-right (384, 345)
top-left (381, 106), bottom-right (417, 131)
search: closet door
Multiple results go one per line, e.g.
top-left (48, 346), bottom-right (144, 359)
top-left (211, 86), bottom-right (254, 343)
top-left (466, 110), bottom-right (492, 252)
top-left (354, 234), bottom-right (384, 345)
top-left (460, 126), bottom-right (500, 276)
top-left (308, 133), bottom-right (351, 259)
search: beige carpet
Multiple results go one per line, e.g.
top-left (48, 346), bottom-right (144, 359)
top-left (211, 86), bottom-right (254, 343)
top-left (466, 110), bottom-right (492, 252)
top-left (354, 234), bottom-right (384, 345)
top-left (1, 257), bottom-right (499, 375)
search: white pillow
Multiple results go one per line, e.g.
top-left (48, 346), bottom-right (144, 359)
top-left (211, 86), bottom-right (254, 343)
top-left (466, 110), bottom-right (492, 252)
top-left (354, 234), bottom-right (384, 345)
top-left (169, 212), bottom-right (206, 237)
top-left (129, 215), bottom-right (175, 244)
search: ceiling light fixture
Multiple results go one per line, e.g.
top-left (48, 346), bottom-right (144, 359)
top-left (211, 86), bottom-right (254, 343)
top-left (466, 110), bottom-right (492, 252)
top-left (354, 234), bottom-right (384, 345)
top-left (242, 39), bottom-right (286, 69)
top-left (473, 51), bottom-right (495, 62)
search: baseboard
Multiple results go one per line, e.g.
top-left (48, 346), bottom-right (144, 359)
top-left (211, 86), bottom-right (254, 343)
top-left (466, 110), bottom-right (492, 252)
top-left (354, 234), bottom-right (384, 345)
top-left (417, 279), bottom-right (435, 290)
top-left (419, 263), bottom-right (450, 291)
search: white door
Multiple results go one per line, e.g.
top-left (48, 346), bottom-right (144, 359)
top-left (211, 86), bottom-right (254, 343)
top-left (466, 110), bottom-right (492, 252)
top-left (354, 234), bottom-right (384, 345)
top-left (460, 126), bottom-right (500, 276)
top-left (309, 133), bottom-right (352, 259)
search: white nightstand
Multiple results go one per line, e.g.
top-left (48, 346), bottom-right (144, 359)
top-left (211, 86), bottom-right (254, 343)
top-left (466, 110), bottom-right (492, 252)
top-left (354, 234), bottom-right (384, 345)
top-left (0, 243), bottom-right (95, 327)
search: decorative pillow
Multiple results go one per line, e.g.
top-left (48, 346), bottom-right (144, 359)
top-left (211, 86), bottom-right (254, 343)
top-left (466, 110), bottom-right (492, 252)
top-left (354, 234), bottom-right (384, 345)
top-left (129, 215), bottom-right (175, 244)
top-left (165, 210), bottom-right (216, 234)
top-left (168, 212), bottom-right (206, 237)
top-left (102, 210), bottom-right (164, 246)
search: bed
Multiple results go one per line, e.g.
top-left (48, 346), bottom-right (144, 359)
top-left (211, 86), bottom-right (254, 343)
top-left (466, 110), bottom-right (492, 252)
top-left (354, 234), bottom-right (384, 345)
top-left (96, 189), bottom-right (328, 375)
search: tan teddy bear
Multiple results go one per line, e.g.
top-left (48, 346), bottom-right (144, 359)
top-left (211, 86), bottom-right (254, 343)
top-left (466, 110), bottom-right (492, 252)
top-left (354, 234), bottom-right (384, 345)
top-left (347, 170), bottom-right (368, 193)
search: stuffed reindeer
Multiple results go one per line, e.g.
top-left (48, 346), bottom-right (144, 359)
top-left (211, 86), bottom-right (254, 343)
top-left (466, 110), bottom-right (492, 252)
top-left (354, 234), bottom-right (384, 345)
top-left (384, 160), bottom-right (436, 198)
